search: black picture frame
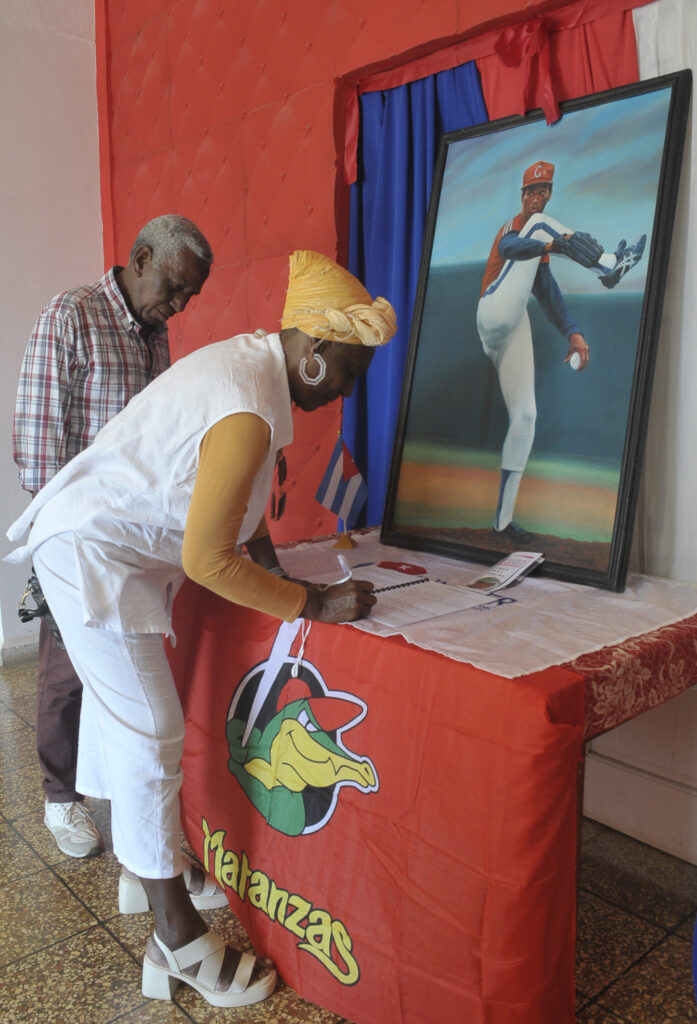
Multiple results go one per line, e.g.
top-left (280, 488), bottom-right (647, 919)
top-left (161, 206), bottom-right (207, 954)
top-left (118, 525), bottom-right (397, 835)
top-left (381, 70), bottom-right (692, 591)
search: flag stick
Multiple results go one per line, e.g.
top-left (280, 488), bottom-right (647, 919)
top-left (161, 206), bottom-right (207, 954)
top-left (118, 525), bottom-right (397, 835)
top-left (333, 517), bottom-right (357, 549)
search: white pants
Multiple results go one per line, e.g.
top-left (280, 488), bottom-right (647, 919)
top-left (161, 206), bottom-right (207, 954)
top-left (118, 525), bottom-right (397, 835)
top-left (476, 211), bottom-right (615, 471)
top-left (477, 212), bottom-right (573, 471)
top-left (481, 308), bottom-right (536, 472)
top-left (33, 533), bottom-right (185, 878)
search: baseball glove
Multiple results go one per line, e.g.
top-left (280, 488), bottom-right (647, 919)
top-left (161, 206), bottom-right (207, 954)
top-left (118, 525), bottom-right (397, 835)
top-left (549, 231), bottom-right (603, 268)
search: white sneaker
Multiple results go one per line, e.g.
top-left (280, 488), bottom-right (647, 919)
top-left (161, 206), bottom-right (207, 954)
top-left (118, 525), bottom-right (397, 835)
top-left (44, 800), bottom-right (103, 858)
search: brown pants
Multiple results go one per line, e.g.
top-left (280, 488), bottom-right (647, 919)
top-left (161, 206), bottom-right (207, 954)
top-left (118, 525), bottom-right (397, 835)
top-left (36, 619), bottom-right (84, 802)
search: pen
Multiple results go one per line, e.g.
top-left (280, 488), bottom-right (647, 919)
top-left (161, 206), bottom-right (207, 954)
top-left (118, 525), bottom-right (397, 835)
top-left (336, 554), bottom-right (352, 582)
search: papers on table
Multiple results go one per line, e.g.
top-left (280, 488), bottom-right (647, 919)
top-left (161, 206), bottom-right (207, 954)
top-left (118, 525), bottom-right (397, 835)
top-left (464, 551), bottom-right (544, 594)
top-left (308, 553), bottom-right (542, 628)
top-left (369, 580), bottom-right (486, 627)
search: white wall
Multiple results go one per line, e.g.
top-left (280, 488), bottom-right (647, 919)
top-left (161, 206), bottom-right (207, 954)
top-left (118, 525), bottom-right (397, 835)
top-left (0, 0), bottom-right (103, 661)
top-left (585, 0), bottom-right (697, 863)
top-left (629, 0), bottom-right (697, 583)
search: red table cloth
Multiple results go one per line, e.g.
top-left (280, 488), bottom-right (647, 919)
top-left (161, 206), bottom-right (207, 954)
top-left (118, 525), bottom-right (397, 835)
top-left (169, 582), bottom-right (585, 1024)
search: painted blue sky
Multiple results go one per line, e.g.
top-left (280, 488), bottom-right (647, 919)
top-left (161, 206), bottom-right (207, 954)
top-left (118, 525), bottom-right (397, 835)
top-left (431, 87), bottom-right (672, 293)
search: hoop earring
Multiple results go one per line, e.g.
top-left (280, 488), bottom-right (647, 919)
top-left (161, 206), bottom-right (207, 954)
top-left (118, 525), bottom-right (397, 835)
top-left (299, 352), bottom-right (327, 385)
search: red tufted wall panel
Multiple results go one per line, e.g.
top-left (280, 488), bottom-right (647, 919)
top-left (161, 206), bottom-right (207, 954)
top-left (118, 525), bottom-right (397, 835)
top-left (98, 0), bottom-right (585, 543)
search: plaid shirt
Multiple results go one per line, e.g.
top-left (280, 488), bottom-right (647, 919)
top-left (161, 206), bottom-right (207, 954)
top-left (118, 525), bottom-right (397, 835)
top-left (13, 267), bottom-right (170, 492)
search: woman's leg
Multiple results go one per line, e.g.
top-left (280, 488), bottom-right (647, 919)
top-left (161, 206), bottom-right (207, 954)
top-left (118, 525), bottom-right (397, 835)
top-left (34, 536), bottom-right (184, 876)
top-left (33, 534), bottom-right (275, 1001)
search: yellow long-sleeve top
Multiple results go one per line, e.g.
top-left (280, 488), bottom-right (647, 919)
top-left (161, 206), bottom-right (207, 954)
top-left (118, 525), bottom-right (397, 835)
top-left (181, 412), bottom-right (306, 622)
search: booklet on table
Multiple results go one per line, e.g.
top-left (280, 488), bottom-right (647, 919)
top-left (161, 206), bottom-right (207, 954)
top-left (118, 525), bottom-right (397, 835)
top-left (464, 551), bottom-right (544, 595)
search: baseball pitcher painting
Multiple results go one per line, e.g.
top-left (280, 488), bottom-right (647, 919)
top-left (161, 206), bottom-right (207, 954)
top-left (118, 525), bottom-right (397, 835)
top-left (382, 73), bottom-right (691, 589)
top-left (476, 160), bottom-right (646, 543)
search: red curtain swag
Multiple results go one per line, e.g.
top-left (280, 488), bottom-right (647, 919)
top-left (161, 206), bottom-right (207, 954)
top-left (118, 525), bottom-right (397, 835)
top-left (335, 0), bottom-right (655, 191)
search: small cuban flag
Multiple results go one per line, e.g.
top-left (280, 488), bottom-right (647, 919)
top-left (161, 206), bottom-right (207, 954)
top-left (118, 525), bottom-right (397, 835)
top-left (315, 436), bottom-right (368, 528)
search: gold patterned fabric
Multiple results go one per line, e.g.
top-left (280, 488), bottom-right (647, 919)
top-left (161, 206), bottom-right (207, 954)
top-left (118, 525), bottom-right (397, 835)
top-left (563, 611), bottom-right (697, 739)
top-left (281, 250), bottom-right (397, 346)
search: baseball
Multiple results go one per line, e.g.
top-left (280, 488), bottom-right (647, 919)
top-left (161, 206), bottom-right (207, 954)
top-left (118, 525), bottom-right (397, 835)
top-left (569, 352), bottom-right (581, 371)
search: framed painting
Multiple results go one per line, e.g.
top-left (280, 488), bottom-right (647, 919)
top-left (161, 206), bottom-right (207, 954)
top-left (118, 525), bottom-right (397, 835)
top-left (381, 70), bottom-right (692, 590)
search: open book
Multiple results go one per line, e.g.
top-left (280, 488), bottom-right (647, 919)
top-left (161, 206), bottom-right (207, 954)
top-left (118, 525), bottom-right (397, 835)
top-left (309, 551), bottom-right (544, 629)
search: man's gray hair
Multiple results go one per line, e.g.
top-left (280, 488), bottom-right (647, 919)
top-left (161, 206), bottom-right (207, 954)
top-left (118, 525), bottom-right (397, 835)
top-left (131, 214), bottom-right (213, 269)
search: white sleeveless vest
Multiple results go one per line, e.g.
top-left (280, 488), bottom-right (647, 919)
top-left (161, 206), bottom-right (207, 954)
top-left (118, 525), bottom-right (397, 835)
top-left (7, 331), bottom-right (293, 634)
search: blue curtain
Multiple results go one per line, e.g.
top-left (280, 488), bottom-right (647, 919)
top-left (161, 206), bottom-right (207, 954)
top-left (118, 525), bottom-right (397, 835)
top-left (344, 62), bottom-right (488, 526)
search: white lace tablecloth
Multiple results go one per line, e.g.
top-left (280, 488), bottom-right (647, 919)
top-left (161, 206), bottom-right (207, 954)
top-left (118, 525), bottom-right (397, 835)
top-left (280, 530), bottom-right (697, 679)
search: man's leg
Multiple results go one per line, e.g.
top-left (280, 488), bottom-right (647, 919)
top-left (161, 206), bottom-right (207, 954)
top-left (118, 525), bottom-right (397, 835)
top-left (494, 469), bottom-right (526, 534)
top-left (33, 534), bottom-right (276, 1007)
top-left (519, 212), bottom-right (625, 277)
top-left (480, 314), bottom-right (536, 535)
top-left (37, 619), bottom-right (102, 857)
top-left (478, 252), bottom-right (541, 344)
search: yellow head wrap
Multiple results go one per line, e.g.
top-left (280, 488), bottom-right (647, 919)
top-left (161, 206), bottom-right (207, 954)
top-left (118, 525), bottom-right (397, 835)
top-left (281, 250), bottom-right (397, 346)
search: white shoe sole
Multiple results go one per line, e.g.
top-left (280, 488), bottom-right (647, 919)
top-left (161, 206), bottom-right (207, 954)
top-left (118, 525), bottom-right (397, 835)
top-left (142, 952), bottom-right (277, 1007)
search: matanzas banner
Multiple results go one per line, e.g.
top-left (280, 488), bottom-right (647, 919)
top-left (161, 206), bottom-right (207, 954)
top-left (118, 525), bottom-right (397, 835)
top-left (168, 581), bottom-right (582, 1024)
top-left (169, 590), bottom-right (395, 1018)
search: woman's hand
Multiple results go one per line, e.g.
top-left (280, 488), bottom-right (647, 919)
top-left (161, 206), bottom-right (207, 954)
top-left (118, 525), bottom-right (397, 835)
top-left (301, 579), bottom-right (376, 623)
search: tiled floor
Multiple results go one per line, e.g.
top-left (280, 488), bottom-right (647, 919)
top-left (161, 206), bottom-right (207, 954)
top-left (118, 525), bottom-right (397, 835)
top-left (1, 657), bottom-right (696, 1023)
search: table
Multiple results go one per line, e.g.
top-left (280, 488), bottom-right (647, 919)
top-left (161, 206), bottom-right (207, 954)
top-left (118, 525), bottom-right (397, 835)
top-left (167, 546), bottom-right (697, 1024)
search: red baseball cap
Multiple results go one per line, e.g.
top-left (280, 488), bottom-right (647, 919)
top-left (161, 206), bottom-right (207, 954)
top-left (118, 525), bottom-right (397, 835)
top-left (522, 161), bottom-right (554, 189)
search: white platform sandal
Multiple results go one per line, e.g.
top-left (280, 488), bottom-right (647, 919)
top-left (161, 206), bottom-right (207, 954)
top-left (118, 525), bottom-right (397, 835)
top-left (119, 858), bottom-right (229, 913)
top-left (142, 930), bottom-right (277, 1007)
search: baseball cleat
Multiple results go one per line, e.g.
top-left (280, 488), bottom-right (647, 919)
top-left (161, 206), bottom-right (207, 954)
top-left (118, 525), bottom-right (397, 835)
top-left (613, 239), bottom-right (627, 261)
top-left (494, 521), bottom-right (534, 545)
top-left (599, 234), bottom-right (646, 289)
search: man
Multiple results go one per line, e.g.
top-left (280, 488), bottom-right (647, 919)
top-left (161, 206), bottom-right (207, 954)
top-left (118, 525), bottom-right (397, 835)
top-left (476, 160), bottom-right (645, 542)
top-left (13, 214), bottom-right (213, 857)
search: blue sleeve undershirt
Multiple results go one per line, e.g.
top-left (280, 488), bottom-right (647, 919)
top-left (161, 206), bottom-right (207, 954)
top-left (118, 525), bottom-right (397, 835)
top-left (499, 231), bottom-right (579, 339)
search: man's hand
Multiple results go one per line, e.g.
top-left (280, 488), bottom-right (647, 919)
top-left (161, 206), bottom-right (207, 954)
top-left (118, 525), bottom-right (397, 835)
top-left (564, 332), bottom-right (589, 371)
top-left (301, 579), bottom-right (376, 623)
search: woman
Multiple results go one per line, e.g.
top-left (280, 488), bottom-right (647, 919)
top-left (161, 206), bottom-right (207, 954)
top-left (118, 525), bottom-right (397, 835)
top-left (7, 250), bottom-right (396, 1009)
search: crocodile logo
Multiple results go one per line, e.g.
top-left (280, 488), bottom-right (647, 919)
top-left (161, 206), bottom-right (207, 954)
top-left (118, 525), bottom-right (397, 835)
top-left (226, 625), bottom-right (378, 836)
